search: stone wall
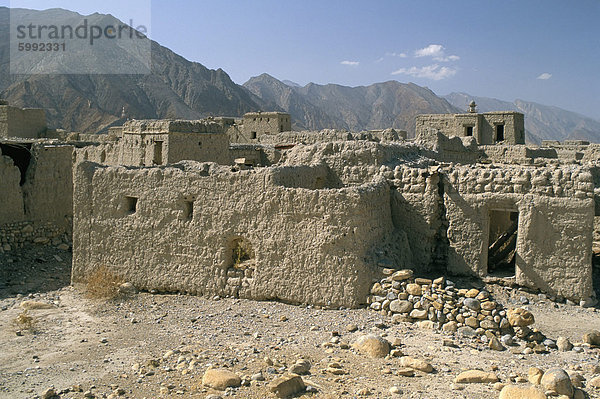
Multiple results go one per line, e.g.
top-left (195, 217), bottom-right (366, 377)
top-left (72, 161), bottom-right (393, 308)
top-left (443, 164), bottom-right (594, 300)
top-left (0, 143), bottom-right (73, 248)
top-left (0, 221), bottom-right (70, 253)
top-left (0, 105), bottom-right (47, 139)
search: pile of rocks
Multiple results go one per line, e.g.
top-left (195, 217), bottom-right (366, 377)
top-left (367, 269), bottom-right (547, 348)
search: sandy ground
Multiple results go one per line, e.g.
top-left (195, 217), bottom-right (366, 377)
top-left (1, 244), bottom-right (600, 399)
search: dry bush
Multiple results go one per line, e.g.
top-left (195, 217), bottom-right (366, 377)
top-left (85, 265), bottom-right (124, 300)
top-left (12, 310), bottom-right (36, 333)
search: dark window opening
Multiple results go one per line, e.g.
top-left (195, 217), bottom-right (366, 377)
top-left (487, 210), bottom-right (518, 277)
top-left (280, 124), bottom-right (284, 132)
top-left (153, 141), bottom-right (163, 165)
top-left (100, 150), bottom-right (106, 163)
top-left (0, 143), bottom-right (32, 185)
top-left (125, 196), bottom-right (138, 215)
top-left (496, 124), bottom-right (505, 142)
top-left (229, 237), bottom-right (255, 268)
top-left (465, 126), bottom-right (473, 136)
top-left (198, 141), bottom-right (202, 148)
top-left (250, 131), bottom-right (257, 139)
top-left (184, 200), bottom-right (193, 221)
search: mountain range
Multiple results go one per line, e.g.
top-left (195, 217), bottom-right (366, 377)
top-left (1, 7), bottom-right (598, 143)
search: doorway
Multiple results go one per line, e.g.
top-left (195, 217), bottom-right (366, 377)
top-left (487, 209), bottom-right (518, 276)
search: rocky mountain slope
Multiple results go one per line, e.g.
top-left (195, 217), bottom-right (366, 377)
top-left (0, 7), bottom-right (263, 133)
top-left (445, 93), bottom-right (600, 144)
top-left (244, 73), bottom-right (460, 135)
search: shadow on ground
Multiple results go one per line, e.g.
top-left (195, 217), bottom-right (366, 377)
top-left (0, 244), bottom-right (72, 300)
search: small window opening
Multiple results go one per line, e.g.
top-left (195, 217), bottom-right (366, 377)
top-left (465, 126), bottom-right (473, 137)
top-left (280, 124), bottom-right (284, 132)
top-left (496, 124), bottom-right (505, 142)
top-left (230, 237), bottom-right (255, 268)
top-left (487, 210), bottom-right (518, 277)
top-left (100, 150), bottom-right (106, 163)
top-left (184, 200), bottom-right (193, 221)
top-left (250, 131), bottom-right (257, 139)
top-left (198, 141), bottom-right (202, 148)
top-left (125, 196), bottom-right (138, 215)
top-left (153, 141), bottom-right (163, 165)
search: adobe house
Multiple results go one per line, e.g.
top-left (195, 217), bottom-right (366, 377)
top-left (0, 100), bottom-right (47, 139)
top-left (242, 111), bottom-right (291, 141)
top-left (113, 119), bottom-right (231, 166)
top-left (416, 101), bottom-right (525, 145)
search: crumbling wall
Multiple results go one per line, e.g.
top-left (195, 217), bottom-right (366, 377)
top-left (0, 153), bottom-right (25, 223)
top-left (229, 144), bottom-right (281, 167)
top-left (444, 164), bottom-right (594, 300)
top-left (257, 129), bottom-right (406, 146)
top-left (167, 132), bottom-right (231, 165)
top-left (23, 145), bottom-right (74, 231)
top-left (283, 142), bottom-right (440, 271)
top-left (0, 143), bottom-right (73, 250)
top-left (72, 161), bottom-right (393, 308)
top-left (0, 106), bottom-right (47, 138)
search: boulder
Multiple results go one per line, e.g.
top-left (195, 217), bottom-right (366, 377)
top-left (352, 334), bottom-right (391, 358)
top-left (268, 374), bottom-right (306, 398)
top-left (583, 330), bottom-right (600, 347)
top-left (399, 356), bottom-right (433, 373)
top-left (499, 385), bottom-right (546, 399)
top-left (202, 368), bottom-right (241, 391)
top-left (528, 367), bottom-right (544, 385)
top-left (391, 269), bottom-right (413, 281)
top-left (389, 300), bottom-right (413, 314)
top-left (405, 283), bottom-right (422, 296)
top-left (454, 370), bottom-right (499, 384)
top-left (540, 368), bottom-right (574, 397)
top-left (556, 336), bottom-right (573, 351)
top-left (507, 308), bottom-right (535, 327)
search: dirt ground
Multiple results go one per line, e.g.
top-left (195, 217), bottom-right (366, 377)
top-left (1, 244), bottom-right (600, 399)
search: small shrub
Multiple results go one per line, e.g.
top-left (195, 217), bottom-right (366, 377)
top-left (85, 265), bottom-right (124, 300)
top-left (13, 310), bottom-right (36, 333)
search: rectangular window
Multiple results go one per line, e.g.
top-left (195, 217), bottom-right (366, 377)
top-left (250, 131), bottom-right (257, 139)
top-left (184, 200), bottom-right (193, 221)
top-left (153, 141), bottom-right (163, 165)
top-left (125, 196), bottom-right (138, 215)
top-left (496, 124), bottom-right (505, 142)
top-left (465, 126), bottom-right (473, 136)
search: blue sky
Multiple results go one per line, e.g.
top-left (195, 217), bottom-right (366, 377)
top-left (5, 0), bottom-right (600, 119)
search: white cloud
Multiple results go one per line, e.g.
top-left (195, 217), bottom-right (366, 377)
top-left (386, 52), bottom-right (408, 58)
top-left (537, 72), bottom-right (552, 80)
top-left (415, 44), bottom-right (444, 58)
top-left (414, 44), bottom-right (459, 62)
top-left (375, 57), bottom-right (385, 63)
top-left (391, 64), bottom-right (457, 80)
top-left (341, 60), bottom-right (359, 66)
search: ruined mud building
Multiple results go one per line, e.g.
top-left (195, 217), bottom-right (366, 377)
top-left (1, 100), bottom-right (598, 308)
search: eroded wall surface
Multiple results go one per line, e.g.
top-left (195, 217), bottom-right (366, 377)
top-left (0, 143), bottom-right (73, 250)
top-left (72, 161), bottom-right (393, 307)
top-left (0, 154), bottom-right (25, 223)
top-left (0, 106), bottom-right (47, 139)
top-left (444, 164), bottom-right (594, 300)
